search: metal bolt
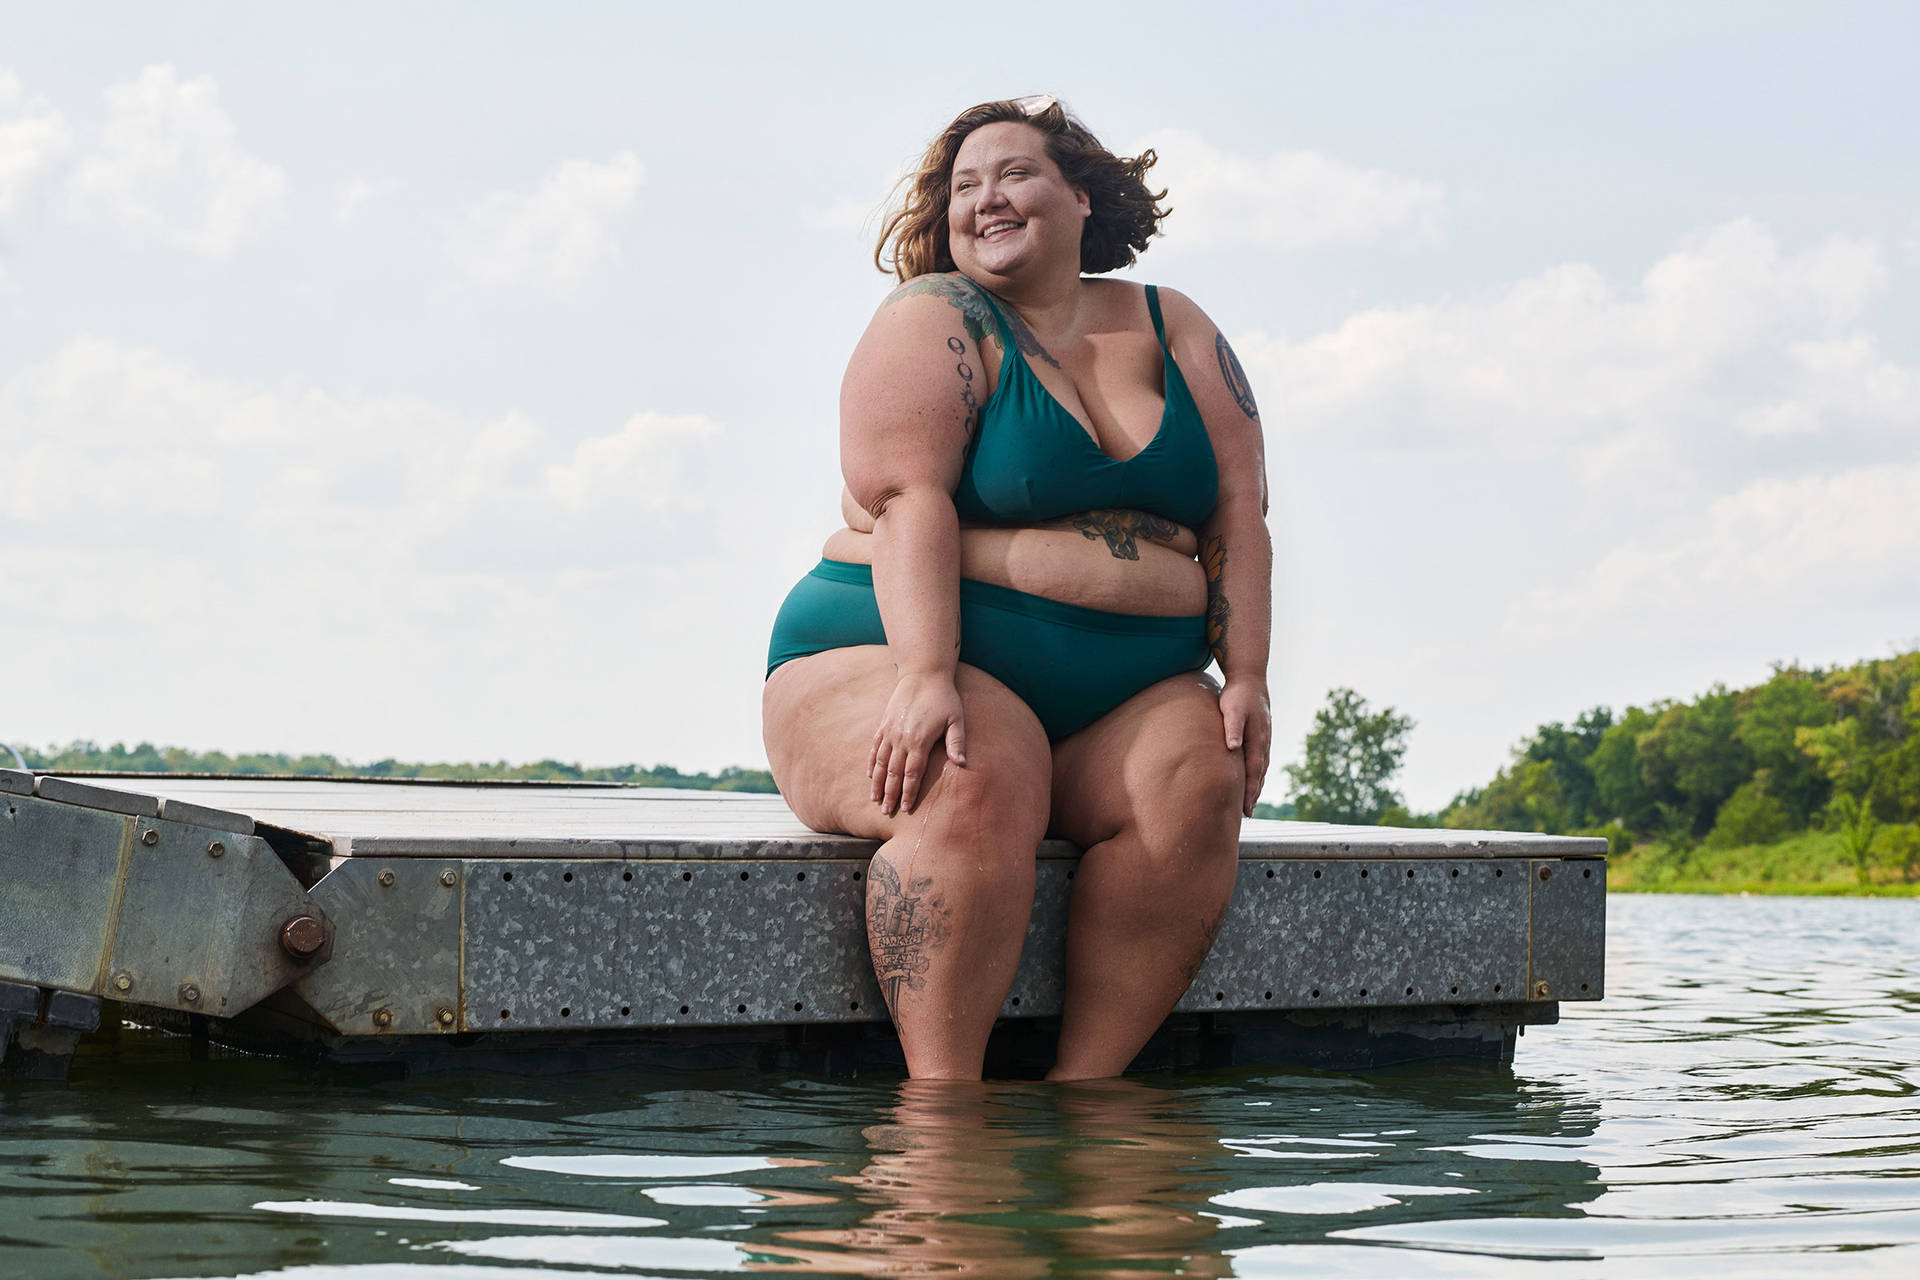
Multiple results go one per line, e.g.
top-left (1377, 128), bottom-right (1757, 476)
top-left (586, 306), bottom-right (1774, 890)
top-left (140, 828), bottom-right (158, 846)
top-left (1538, 866), bottom-right (1552, 881)
top-left (112, 972), bottom-right (133, 992)
top-left (435, 1007), bottom-right (455, 1027)
top-left (280, 915), bottom-right (326, 958)
top-left (1534, 980), bottom-right (1551, 999)
top-left (178, 982), bottom-right (201, 1005)
top-left (207, 840), bottom-right (225, 858)
top-left (439, 869), bottom-right (457, 887)
top-left (372, 1007), bottom-right (394, 1029)
top-left (378, 869), bottom-right (396, 887)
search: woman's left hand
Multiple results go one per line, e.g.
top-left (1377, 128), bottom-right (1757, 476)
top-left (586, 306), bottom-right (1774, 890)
top-left (1218, 676), bottom-right (1272, 817)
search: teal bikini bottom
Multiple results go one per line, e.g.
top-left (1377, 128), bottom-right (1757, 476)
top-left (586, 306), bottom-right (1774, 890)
top-left (765, 559), bottom-right (1208, 739)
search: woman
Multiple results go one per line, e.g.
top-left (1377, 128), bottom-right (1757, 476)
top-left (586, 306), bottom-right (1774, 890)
top-left (764, 96), bottom-right (1271, 1081)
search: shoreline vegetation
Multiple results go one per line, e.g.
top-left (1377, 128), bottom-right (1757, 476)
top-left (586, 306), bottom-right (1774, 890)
top-left (16, 646), bottom-right (1915, 898)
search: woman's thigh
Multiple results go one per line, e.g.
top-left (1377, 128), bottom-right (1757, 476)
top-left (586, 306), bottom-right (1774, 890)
top-left (1047, 671), bottom-right (1244, 848)
top-left (763, 646), bottom-right (1051, 840)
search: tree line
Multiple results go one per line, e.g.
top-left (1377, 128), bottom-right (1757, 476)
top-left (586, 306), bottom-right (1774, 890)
top-left (8, 740), bottom-right (778, 793)
top-left (1261, 650), bottom-right (1919, 883)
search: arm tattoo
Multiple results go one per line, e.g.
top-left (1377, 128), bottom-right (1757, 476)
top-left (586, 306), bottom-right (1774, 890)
top-left (948, 336), bottom-right (981, 441)
top-left (1070, 508), bottom-right (1183, 560)
top-left (885, 274), bottom-right (1061, 368)
top-left (1202, 535), bottom-right (1230, 666)
top-left (867, 854), bottom-right (948, 1017)
top-left (1215, 333), bottom-right (1259, 421)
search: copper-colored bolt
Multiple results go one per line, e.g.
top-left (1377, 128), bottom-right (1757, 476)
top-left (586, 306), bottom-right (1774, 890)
top-left (207, 840), bottom-right (225, 858)
top-left (1538, 866), bottom-right (1552, 881)
top-left (178, 982), bottom-right (201, 1005)
top-left (140, 829), bottom-right (159, 846)
top-left (435, 1007), bottom-right (455, 1027)
top-left (372, 1007), bottom-right (394, 1029)
top-left (112, 972), bottom-right (133, 992)
top-left (439, 869), bottom-right (457, 887)
top-left (280, 915), bottom-right (325, 958)
top-left (377, 869), bottom-right (396, 888)
top-left (1534, 980), bottom-right (1551, 999)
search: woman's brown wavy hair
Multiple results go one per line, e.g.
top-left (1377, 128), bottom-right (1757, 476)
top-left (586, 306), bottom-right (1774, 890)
top-left (876, 97), bottom-right (1169, 281)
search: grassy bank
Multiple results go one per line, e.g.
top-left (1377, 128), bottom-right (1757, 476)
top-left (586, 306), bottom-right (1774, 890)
top-left (1607, 825), bottom-right (1920, 896)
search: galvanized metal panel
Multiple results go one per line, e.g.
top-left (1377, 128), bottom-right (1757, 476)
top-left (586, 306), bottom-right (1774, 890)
top-left (1177, 859), bottom-right (1533, 1012)
top-left (101, 814), bottom-right (328, 1016)
top-left (0, 796), bottom-right (133, 992)
top-left (449, 856), bottom-right (1553, 1034)
top-left (463, 860), bottom-right (627, 1029)
top-left (33, 776), bottom-right (160, 819)
top-left (295, 858), bottom-right (460, 1035)
top-left (0, 769), bottom-right (32, 797)
top-left (1528, 858), bottom-right (1607, 1001)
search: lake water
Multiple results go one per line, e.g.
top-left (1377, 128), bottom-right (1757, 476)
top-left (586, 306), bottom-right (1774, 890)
top-left (2, 894), bottom-right (1916, 1278)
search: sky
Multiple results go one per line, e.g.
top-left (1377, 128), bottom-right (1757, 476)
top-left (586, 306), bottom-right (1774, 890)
top-left (1, 1), bottom-right (1916, 811)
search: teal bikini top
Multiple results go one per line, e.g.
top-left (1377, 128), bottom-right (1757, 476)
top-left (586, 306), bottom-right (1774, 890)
top-left (953, 284), bottom-right (1219, 530)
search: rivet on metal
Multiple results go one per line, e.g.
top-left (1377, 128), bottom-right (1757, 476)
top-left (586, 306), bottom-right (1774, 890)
top-left (140, 829), bottom-right (159, 846)
top-left (112, 972), bottom-right (133, 992)
top-left (280, 915), bottom-right (326, 959)
top-left (372, 1007), bottom-right (394, 1029)
top-left (435, 1007), bottom-right (455, 1026)
top-left (439, 869), bottom-right (457, 887)
top-left (378, 869), bottom-right (396, 887)
top-left (1534, 980), bottom-right (1551, 999)
top-left (207, 840), bottom-right (225, 858)
top-left (1538, 866), bottom-right (1552, 881)
top-left (178, 982), bottom-right (201, 1005)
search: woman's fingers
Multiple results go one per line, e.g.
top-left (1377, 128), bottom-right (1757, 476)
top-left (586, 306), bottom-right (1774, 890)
top-left (944, 715), bottom-right (967, 768)
top-left (1243, 731), bottom-right (1269, 816)
top-left (899, 742), bottom-right (928, 814)
top-left (1221, 700), bottom-right (1246, 752)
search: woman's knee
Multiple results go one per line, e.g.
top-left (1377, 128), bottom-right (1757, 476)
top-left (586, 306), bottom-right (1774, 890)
top-left (1135, 745), bottom-right (1244, 859)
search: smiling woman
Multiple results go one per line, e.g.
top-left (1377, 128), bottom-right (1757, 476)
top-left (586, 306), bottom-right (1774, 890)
top-left (762, 97), bottom-right (1273, 1082)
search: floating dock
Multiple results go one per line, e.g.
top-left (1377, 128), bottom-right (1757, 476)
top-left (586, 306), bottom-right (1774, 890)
top-left (0, 771), bottom-right (1606, 1079)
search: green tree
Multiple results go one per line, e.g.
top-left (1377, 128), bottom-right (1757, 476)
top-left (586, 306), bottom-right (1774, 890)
top-left (1732, 667), bottom-right (1833, 825)
top-left (1590, 705), bottom-right (1661, 834)
top-left (1282, 688), bottom-right (1414, 824)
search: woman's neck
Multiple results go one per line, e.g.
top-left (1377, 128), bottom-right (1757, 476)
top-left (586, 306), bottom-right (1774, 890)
top-left (977, 267), bottom-right (1087, 340)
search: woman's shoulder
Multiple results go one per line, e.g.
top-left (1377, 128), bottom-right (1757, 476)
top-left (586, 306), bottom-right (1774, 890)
top-left (866, 271), bottom-right (1005, 350)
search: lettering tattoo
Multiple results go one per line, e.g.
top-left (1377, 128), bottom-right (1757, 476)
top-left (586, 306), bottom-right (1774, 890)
top-left (1069, 508), bottom-right (1184, 561)
top-left (886, 273), bottom-right (1060, 368)
top-left (1215, 333), bottom-right (1259, 421)
top-left (948, 336), bottom-right (981, 441)
top-left (1202, 535), bottom-right (1230, 666)
top-left (867, 855), bottom-right (948, 1016)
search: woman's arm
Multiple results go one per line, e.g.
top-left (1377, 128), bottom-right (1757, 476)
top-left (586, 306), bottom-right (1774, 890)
top-left (1160, 288), bottom-right (1274, 817)
top-left (841, 279), bottom-right (989, 816)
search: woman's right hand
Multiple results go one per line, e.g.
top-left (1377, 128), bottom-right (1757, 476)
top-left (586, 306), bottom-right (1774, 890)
top-left (869, 670), bottom-right (968, 816)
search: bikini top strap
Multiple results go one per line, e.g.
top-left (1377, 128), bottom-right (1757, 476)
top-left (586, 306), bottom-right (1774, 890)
top-left (1145, 284), bottom-right (1168, 345)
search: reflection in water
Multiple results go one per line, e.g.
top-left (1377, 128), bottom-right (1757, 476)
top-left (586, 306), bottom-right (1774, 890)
top-left (0, 896), bottom-right (1914, 1277)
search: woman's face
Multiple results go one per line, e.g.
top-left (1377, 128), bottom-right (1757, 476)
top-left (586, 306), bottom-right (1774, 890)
top-left (946, 121), bottom-right (1090, 283)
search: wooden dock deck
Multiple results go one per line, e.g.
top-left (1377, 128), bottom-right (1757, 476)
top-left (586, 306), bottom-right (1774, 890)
top-left (0, 771), bottom-right (1606, 1079)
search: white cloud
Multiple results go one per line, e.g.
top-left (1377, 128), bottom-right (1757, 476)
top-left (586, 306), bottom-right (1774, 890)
top-left (447, 152), bottom-right (643, 289)
top-left (0, 338), bottom-right (833, 766)
top-left (332, 175), bottom-right (380, 225)
top-left (66, 65), bottom-right (286, 256)
top-left (1135, 128), bottom-right (1443, 250)
top-left (0, 70), bottom-right (72, 221)
top-left (1505, 460), bottom-right (1920, 651)
top-left (1235, 219), bottom-right (1911, 470)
